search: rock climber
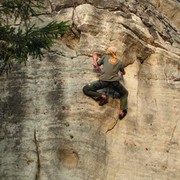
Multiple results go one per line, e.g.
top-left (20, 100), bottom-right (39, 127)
top-left (83, 47), bottom-right (128, 120)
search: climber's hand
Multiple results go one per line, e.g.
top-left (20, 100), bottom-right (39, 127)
top-left (120, 70), bottom-right (126, 75)
top-left (92, 52), bottom-right (98, 61)
top-left (92, 63), bottom-right (98, 68)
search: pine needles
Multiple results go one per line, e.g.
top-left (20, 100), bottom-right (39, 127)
top-left (0, 0), bottom-right (69, 74)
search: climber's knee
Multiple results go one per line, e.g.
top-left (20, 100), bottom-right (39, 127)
top-left (83, 84), bottom-right (90, 95)
top-left (124, 89), bottom-right (128, 97)
top-left (121, 88), bottom-right (128, 98)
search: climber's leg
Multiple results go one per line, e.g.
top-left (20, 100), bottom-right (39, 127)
top-left (111, 81), bottom-right (128, 119)
top-left (83, 80), bottom-right (109, 103)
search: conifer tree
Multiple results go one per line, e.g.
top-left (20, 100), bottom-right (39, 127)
top-left (0, 0), bottom-right (69, 74)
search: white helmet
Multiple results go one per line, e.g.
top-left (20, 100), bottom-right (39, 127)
top-left (106, 46), bottom-right (117, 56)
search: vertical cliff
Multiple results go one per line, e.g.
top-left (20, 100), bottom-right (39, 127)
top-left (0, 0), bottom-right (180, 179)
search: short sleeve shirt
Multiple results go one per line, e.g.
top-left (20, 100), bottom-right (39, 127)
top-left (97, 55), bottom-right (124, 81)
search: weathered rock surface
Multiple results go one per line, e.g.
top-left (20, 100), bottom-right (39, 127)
top-left (0, 0), bottom-right (180, 180)
top-left (152, 0), bottom-right (180, 30)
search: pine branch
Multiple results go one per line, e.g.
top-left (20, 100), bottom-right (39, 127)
top-left (0, 21), bottom-right (69, 73)
top-left (0, 0), bottom-right (69, 74)
top-left (0, 0), bottom-right (44, 26)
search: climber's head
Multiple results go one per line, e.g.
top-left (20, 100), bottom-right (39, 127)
top-left (106, 46), bottom-right (117, 57)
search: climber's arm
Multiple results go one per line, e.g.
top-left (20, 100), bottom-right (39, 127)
top-left (92, 53), bottom-right (98, 66)
top-left (93, 53), bottom-right (105, 66)
top-left (119, 64), bottom-right (126, 75)
top-left (97, 55), bottom-right (105, 66)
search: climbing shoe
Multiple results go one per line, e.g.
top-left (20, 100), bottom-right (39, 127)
top-left (119, 110), bottom-right (127, 120)
top-left (99, 97), bottom-right (108, 106)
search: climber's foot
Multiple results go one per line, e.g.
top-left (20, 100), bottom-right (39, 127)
top-left (119, 109), bottom-right (127, 120)
top-left (99, 95), bottom-right (108, 106)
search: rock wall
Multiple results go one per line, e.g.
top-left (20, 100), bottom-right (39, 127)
top-left (151, 0), bottom-right (180, 30)
top-left (0, 0), bottom-right (180, 180)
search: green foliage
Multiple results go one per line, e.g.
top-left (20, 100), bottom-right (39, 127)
top-left (0, 0), bottom-right (69, 74)
top-left (0, 0), bottom-right (44, 25)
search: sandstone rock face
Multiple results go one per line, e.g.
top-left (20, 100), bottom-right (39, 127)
top-left (0, 0), bottom-right (180, 180)
top-left (151, 0), bottom-right (180, 30)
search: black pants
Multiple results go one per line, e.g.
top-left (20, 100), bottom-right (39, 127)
top-left (83, 80), bottom-right (128, 110)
